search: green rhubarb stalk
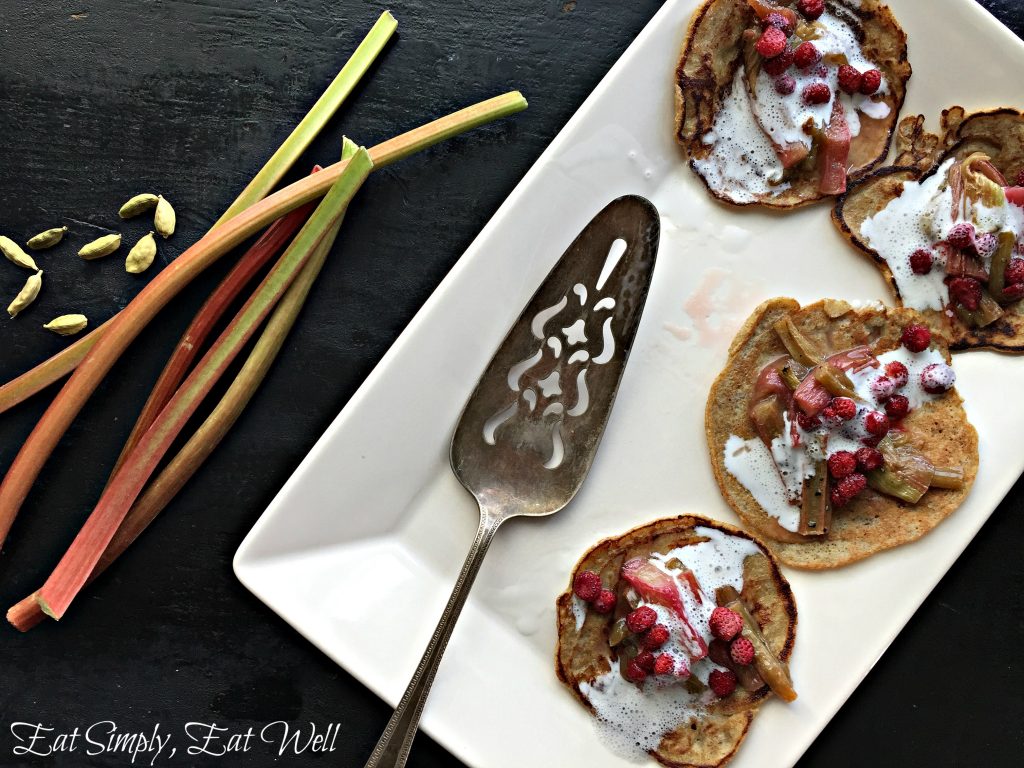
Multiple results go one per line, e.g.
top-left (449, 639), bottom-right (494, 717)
top-left (0, 12), bottom-right (396, 416)
top-left (34, 149), bottom-right (373, 621)
top-left (0, 91), bottom-right (529, 549)
top-left (8, 146), bottom-right (359, 633)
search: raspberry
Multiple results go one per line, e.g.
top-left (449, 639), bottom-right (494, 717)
top-left (797, 0), bottom-right (825, 20)
top-left (901, 323), bottom-right (931, 353)
top-left (885, 361), bottom-right (909, 388)
top-left (870, 375), bottom-right (897, 402)
top-left (856, 446), bottom-right (884, 471)
top-left (831, 397), bottom-right (857, 421)
top-left (1005, 258), bottom-right (1024, 285)
top-left (774, 75), bottom-right (797, 95)
top-left (709, 606), bottom-right (743, 641)
top-left (626, 659), bottom-right (648, 683)
top-left (802, 81), bottom-right (831, 105)
top-left (1017, 169), bottom-right (1024, 186)
top-left (709, 668), bottom-right (738, 697)
top-left (1002, 283), bottom-right (1024, 301)
top-left (830, 486), bottom-right (848, 508)
top-left (947, 222), bottom-right (976, 250)
top-left (909, 248), bottom-right (933, 275)
top-left (794, 41), bottom-right (821, 69)
top-left (975, 232), bottom-right (998, 258)
top-left (797, 411), bottom-right (821, 431)
top-left (837, 64), bottom-right (863, 94)
top-left (730, 636), bottom-right (755, 666)
top-left (641, 624), bottom-right (670, 650)
top-left (635, 650), bottom-right (656, 672)
top-left (827, 450), bottom-right (857, 479)
top-left (948, 276), bottom-right (982, 311)
top-left (885, 394), bottom-right (910, 421)
top-left (837, 472), bottom-right (868, 501)
top-left (653, 653), bottom-right (675, 676)
top-left (593, 589), bottom-right (617, 614)
top-left (921, 363), bottom-right (956, 394)
top-left (756, 26), bottom-right (788, 58)
top-left (573, 570), bottom-right (602, 602)
top-left (864, 410), bottom-right (890, 437)
top-left (859, 69), bottom-right (883, 95)
top-left (766, 11), bottom-right (794, 34)
top-left (626, 606), bottom-right (658, 633)
top-left (764, 47), bottom-right (795, 76)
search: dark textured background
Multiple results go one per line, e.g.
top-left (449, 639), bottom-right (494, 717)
top-left (0, 1), bottom-right (1021, 766)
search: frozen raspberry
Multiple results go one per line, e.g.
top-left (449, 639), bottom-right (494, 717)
top-left (764, 47), bottom-right (795, 76)
top-left (831, 396), bottom-right (857, 421)
top-left (797, 411), bottom-right (821, 431)
top-left (975, 232), bottom-right (998, 258)
top-left (765, 11), bottom-right (794, 35)
top-left (573, 570), bottom-right (602, 602)
top-left (641, 624), bottom-right (670, 650)
top-left (802, 81), bottom-right (831, 105)
top-left (947, 222), bottom-right (976, 250)
top-left (593, 589), bottom-right (617, 614)
top-left (774, 75), bottom-right (797, 95)
top-left (837, 472), bottom-right (868, 501)
top-left (884, 361), bottom-right (909, 388)
top-left (730, 636), bottom-right (755, 666)
top-left (885, 394), bottom-right (910, 421)
top-left (856, 446), bottom-right (884, 471)
top-left (921, 363), bottom-right (956, 394)
top-left (709, 606), bottom-right (743, 641)
top-left (948, 276), bottom-right (982, 311)
top-left (626, 659), bottom-right (648, 683)
top-left (794, 41), bottom-right (822, 69)
top-left (635, 650), bottom-right (656, 672)
top-left (909, 248), bottom-right (934, 275)
top-left (1005, 258), bottom-right (1024, 285)
top-left (709, 668), bottom-right (738, 698)
top-left (626, 606), bottom-right (658, 633)
top-left (864, 410), bottom-right (890, 437)
top-left (901, 323), bottom-right (931, 353)
top-left (859, 69), bottom-right (883, 95)
top-left (837, 64), bottom-right (863, 94)
top-left (756, 26), bottom-right (788, 58)
top-left (653, 653), bottom-right (675, 676)
top-left (870, 375), bottom-right (897, 402)
top-left (797, 0), bottom-right (825, 20)
top-left (828, 450), bottom-right (857, 479)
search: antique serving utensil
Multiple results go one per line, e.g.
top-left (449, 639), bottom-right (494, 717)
top-left (365, 194), bottom-right (660, 768)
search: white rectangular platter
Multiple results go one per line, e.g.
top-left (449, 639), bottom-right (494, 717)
top-left (234, 1), bottom-right (1024, 765)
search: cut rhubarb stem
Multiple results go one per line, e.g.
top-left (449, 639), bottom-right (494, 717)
top-left (34, 149), bottom-right (373, 620)
top-left (0, 91), bottom-right (528, 548)
top-left (107, 171), bottom-right (321, 481)
top-left (0, 13), bottom-right (395, 417)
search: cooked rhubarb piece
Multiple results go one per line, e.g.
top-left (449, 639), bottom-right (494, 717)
top-left (753, 356), bottom-right (796, 401)
top-left (716, 586), bottom-right (796, 702)
top-left (773, 316), bottom-right (822, 367)
top-left (798, 460), bottom-right (830, 536)
top-left (709, 639), bottom-right (765, 692)
top-left (750, 395), bottom-right (787, 446)
top-left (930, 465), bottom-right (966, 490)
top-left (818, 99), bottom-right (851, 195)
top-left (812, 363), bottom-right (859, 399)
top-left (746, 0), bottom-right (798, 28)
top-left (779, 362), bottom-right (805, 390)
top-left (825, 345), bottom-right (876, 373)
top-left (954, 290), bottom-right (1003, 328)
top-left (620, 558), bottom-right (707, 660)
top-left (988, 232), bottom-right (1016, 302)
top-left (793, 373), bottom-right (831, 416)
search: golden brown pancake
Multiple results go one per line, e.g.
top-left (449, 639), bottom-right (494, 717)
top-left (705, 298), bottom-right (979, 569)
top-left (555, 515), bottom-right (796, 767)
top-left (834, 107), bottom-right (1024, 352)
top-left (675, 0), bottom-right (910, 208)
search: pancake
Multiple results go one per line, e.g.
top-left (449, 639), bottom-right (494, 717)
top-left (706, 298), bottom-right (978, 569)
top-left (676, 0), bottom-right (910, 208)
top-left (556, 515), bottom-right (797, 767)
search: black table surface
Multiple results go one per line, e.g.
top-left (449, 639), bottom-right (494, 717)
top-left (1, 1), bottom-right (1021, 766)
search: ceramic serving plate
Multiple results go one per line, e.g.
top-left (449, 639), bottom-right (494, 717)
top-left (234, 1), bottom-right (1024, 765)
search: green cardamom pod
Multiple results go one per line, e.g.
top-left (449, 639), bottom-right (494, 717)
top-left (125, 231), bottom-right (157, 274)
top-left (43, 313), bottom-right (88, 336)
top-left (154, 195), bottom-right (176, 238)
top-left (26, 226), bottom-right (68, 250)
top-left (78, 233), bottom-right (121, 260)
top-left (1, 235), bottom-right (39, 270)
top-left (119, 193), bottom-right (159, 219)
top-left (8, 270), bottom-right (43, 318)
